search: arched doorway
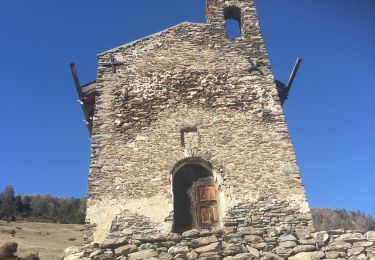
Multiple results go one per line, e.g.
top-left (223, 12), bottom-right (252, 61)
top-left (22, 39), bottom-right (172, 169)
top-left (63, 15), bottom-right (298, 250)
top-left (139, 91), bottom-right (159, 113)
top-left (172, 161), bottom-right (219, 232)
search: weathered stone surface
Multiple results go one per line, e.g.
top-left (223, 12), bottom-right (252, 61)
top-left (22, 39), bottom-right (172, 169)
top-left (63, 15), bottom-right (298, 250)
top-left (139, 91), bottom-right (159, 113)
top-left (64, 252), bottom-right (84, 260)
top-left (314, 231), bottom-right (329, 244)
top-left (328, 230), bottom-right (345, 235)
top-left (89, 249), bottom-right (103, 258)
top-left (191, 235), bottom-right (218, 248)
top-left (64, 246), bottom-right (80, 256)
top-left (225, 253), bottom-right (256, 260)
top-left (167, 233), bottom-right (182, 242)
top-left (195, 242), bottom-right (221, 254)
top-left (275, 247), bottom-right (293, 258)
top-left (199, 252), bottom-right (221, 260)
top-left (244, 235), bottom-right (263, 243)
top-left (158, 252), bottom-right (173, 260)
top-left (263, 244), bottom-right (274, 252)
top-left (264, 237), bottom-right (277, 243)
top-left (278, 234), bottom-right (297, 242)
top-left (182, 230), bottom-right (200, 238)
top-left (238, 227), bottom-right (265, 236)
top-left (129, 240), bottom-right (141, 246)
top-left (347, 247), bottom-right (364, 256)
top-left (174, 253), bottom-right (186, 259)
top-left (295, 227), bottom-right (313, 240)
top-left (325, 250), bottom-right (341, 259)
top-left (222, 243), bottom-right (242, 257)
top-left (128, 249), bottom-right (158, 260)
top-left (115, 244), bottom-right (138, 256)
top-left (366, 246), bottom-right (375, 256)
top-left (348, 254), bottom-right (367, 260)
top-left (288, 251), bottom-right (325, 260)
top-left (186, 250), bottom-right (198, 260)
top-left (97, 249), bottom-right (114, 260)
top-left (293, 245), bottom-right (316, 254)
top-left (367, 231), bottom-right (375, 242)
top-left (325, 241), bottom-right (352, 251)
top-left (260, 252), bottom-right (283, 260)
top-left (167, 245), bottom-right (189, 255)
top-left (223, 233), bottom-right (242, 242)
top-left (336, 233), bottom-right (366, 243)
top-left (200, 229), bottom-right (213, 237)
top-left (299, 239), bottom-right (315, 245)
top-left (221, 227), bottom-right (236, 235)
top-left (353, 241), bottom-right (373, 247)
top-left (246, 246), bottom-right (260, 258)
top-left (278, 241), bottom-right (297, 248)
top-left (139, 243), bottom-right (156, 251)
top-left (132, 235), bottom-right (156, 243)
top-left (252, 242), bottom-right (268, 250)
top-left (159, 241), bottom-right (177, 248)
top-left (100, 239), bottom-right (119, 249)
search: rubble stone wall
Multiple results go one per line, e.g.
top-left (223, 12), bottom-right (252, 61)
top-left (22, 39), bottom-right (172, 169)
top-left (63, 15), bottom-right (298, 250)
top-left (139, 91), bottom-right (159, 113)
top-left (85, 0), bottom-right (311, 243)
top-left (64, 229), bottom-right (375, 260)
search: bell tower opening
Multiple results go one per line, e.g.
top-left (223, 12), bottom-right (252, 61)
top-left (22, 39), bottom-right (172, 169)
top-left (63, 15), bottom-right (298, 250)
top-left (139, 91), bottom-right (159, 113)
top-left (172, 161), bottom-right (219, 233)
top-left (224, 6), bottom-right (242, 39)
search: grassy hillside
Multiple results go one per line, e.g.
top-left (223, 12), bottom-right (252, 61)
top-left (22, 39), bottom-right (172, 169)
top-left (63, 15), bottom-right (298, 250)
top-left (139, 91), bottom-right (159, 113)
top-left (0, 221), bottom-right (84, 260)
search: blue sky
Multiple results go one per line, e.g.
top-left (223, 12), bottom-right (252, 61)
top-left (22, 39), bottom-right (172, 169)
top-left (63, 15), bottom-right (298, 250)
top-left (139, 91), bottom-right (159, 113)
top-left (0, 1), bottom-right (374, 216)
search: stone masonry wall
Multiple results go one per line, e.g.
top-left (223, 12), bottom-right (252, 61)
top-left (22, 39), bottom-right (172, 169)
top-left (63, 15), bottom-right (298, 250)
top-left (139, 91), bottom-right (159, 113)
top-left (85, 0), bottom-right (311, 243)
top-left (64, 229), bottom-right (375, 260)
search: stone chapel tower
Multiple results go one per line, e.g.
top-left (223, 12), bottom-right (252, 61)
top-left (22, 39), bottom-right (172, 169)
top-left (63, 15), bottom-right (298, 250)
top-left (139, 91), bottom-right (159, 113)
top-left (72, 0), bottom-right (312, 244)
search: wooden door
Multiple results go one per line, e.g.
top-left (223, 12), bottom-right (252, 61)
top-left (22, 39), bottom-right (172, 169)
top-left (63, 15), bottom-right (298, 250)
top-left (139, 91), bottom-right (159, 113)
top-left (190, 177), bottom-right (219, 229)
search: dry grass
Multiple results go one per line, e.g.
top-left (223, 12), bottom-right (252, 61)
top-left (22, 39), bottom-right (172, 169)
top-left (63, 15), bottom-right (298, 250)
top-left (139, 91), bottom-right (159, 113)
top-left (0, 221), bottom-right (84, 260)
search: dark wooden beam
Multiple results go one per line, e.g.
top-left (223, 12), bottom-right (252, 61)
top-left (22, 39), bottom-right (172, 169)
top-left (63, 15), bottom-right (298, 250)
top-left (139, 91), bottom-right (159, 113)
top-left (70, 63), bottom-right (84, 100)
top-left (70, 63), bottom-right (92, 136)
top-left (285, 57), bottom-right (302, 92)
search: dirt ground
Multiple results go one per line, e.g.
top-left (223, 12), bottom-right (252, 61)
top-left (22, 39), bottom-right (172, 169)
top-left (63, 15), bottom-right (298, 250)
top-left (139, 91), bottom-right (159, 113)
top-left (0, 220), bottom-right (84, 260)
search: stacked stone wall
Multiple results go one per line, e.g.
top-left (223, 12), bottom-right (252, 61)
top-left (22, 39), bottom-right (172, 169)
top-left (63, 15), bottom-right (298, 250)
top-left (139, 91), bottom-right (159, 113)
top-left (64, 229), bottom-right (375, 260)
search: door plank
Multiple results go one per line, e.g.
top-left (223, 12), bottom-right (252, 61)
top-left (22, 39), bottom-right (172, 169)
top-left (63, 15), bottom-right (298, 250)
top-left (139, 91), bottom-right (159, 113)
top-left (198, 186), bottom-right (216, 201)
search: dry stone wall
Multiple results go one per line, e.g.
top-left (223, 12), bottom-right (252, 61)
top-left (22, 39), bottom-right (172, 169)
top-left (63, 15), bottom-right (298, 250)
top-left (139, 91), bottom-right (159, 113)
top-left (85, 0), bottom-right (311, 244)
top-left (64, 229), bottom-right (375, 260)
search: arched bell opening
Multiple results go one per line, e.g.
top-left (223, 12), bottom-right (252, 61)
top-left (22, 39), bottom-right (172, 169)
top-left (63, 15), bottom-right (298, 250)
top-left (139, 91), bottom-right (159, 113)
top-left (224, 5), bottom-right (242, 39)
top-left (172, 159), bottom-right (220, 233)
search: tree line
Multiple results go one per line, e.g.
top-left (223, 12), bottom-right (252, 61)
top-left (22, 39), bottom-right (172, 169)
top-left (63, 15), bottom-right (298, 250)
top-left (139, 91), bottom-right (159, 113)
top-left (0, 185), bottom-right (86, 224)
top-left (311, 208), bottom-right (375, 231)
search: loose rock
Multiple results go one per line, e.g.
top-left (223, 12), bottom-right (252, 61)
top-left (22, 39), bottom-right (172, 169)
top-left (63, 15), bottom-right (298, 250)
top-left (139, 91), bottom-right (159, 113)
top-left (182, 230), bottom-right (200, 238)
top-left (195, 242), bottom-right (221, 254)
top-left (289, 251), bottom-right (325, 260)
top-left (293, 245), bottom-right (316, 254)
top-left (158, 252), bottom-right (173, 260)
top-left (128, 249), bottom-right (158, 260)
top-left (191, 235), bottom-right (218, 248)
top-left (115, 244), bottom-right (138, 256)
top-left (278, 234), bottom-right (297, 242)
top-left (367, 231), bottom-right (375, 242)
top-left (167, 245), bottom-right (189, 255)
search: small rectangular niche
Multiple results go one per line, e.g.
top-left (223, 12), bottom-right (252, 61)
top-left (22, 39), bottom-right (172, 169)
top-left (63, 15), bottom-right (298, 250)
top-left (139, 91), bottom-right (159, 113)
top-left (180, 127), bottom-right (199, 148)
